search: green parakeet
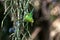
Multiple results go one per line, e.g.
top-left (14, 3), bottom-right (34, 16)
top-left (24, 12), bottom-right (34, 23)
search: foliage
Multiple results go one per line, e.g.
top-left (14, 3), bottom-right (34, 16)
top-left (1, 0), bottom-right (34, 40)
